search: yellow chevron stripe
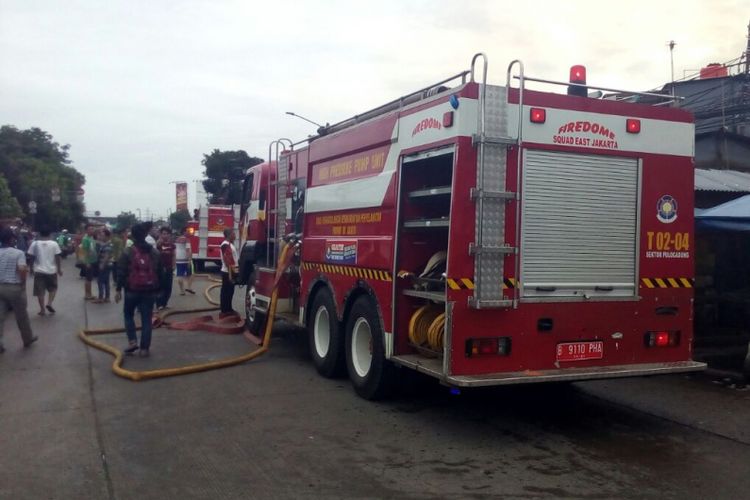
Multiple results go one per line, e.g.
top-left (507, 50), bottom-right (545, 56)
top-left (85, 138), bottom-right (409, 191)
top-left (680, 278), bottom-right (693, 288)
top-left (667, 278), bottom-right (679, 288)
top-left (303, 265), bottom-right (397, 282)
top-left (447, 279), bottom-right (461, 290)
top-left (654, 278), bottom-right (667, 288)
top-left (461, 278), bottom-right (475, 289)
top-left (642, 278), bottom-right (655, 288)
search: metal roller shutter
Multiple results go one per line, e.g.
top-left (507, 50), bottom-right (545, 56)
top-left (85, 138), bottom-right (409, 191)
top-left (521, 150), bottom-right (640, 299)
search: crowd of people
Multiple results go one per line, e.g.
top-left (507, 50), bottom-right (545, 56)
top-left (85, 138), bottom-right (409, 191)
top-left (0, 219), bottom-right (240, 357)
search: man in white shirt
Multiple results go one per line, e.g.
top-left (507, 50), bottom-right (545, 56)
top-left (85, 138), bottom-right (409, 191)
top-left (0, 226), bottom-right (36, 353)
top-left (219, 228), bottom-right (239, 317)
top-left (27, 227), bottom-right (63, 316)
top-left (144, 222), bottom-right (157, 248)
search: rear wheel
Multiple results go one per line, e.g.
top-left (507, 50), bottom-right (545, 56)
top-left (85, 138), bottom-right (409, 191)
top-left (245, 281), bottom-right (266, 336)
top-left (345, 296), bottom-right (397, 400)
top-left (194, 259), bottom-right (205, 273)
top-left (308, 289), bottom-right (346, 378)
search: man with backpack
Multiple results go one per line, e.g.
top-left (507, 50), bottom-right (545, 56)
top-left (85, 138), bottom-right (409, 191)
top-left (114, 223), bottom-right (164, 357)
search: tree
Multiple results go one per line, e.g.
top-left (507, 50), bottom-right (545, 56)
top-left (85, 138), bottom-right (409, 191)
top-left (201, 149), bottom-right (263, 204)
top-left (116, 211), bottom-right (138, 230)
top-left (0, 125), bottom-right (85, 230)
top-left (0, 174), bottom-right (22, 219)
top-left (169, 209), bottom-right (191, 232)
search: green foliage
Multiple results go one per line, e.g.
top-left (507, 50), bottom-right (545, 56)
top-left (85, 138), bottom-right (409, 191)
top-left (0, 174), bottom-right (22, 218)
top-left (116, 211), bottom-right (138, 230)
top-left (0, 125), bottom-right (85, 230)
top-left (169, 209), bottom-right (191, 232)
top-left (201, 149), bottom-right (263, 204)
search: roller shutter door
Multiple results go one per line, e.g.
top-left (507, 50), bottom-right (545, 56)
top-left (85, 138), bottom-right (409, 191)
top-left (521, 150), bottom-right (639, 299)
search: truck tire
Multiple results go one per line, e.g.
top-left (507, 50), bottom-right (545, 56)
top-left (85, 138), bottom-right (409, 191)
top-left (308, 289), bottom-right (346, 378)
top-left (345, 295), bottom-right (397, 400)
top-left (194, 259), bottom-right (205, 273)
top-left (245, 281), bottom-right (266, 336)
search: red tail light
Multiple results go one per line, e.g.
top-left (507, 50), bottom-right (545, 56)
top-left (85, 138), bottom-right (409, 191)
top-left (645, 331), bottom-right (680, 347)
top-left (466, 337), bottom-right (511, 357)
top-left (626, 118), bottom-right (641, 133)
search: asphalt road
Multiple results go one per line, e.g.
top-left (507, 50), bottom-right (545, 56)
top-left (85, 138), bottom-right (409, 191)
top-left (1, 259), bottom-right (749, 499)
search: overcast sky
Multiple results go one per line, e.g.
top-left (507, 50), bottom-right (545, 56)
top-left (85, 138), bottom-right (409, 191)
top-left (1, 0), bottom-right (747, 218)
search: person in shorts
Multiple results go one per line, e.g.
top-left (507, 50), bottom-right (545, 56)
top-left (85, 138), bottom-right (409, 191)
top-left (174, 227), bottom-right (195, 295)
top-left (27, 226), bottom-right (62, 316)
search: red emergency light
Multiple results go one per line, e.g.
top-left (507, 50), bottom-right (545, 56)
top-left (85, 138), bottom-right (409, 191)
top-left (570, 65), bottom-right (587, 84)
top-left (567, 65), bottom-right (588, 97)
top-left (529, 107), bottom-right (546, 124)
top-left (626, 118), bottom-right (641, 134)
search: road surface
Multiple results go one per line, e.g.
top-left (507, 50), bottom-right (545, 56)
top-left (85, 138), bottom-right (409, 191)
top-left (1, 260), bottom-right (748, 499)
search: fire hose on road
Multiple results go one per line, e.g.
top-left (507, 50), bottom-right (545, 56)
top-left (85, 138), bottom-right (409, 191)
top-left (78, 242), bottom-right (296, 381)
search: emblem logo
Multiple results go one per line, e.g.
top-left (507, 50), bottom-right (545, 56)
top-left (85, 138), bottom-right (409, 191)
top-left (656, 195), bottom-right (677, 224)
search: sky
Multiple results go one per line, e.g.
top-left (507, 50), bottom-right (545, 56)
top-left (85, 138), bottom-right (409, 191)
top-left (1, 0), bottom-right (748, 217)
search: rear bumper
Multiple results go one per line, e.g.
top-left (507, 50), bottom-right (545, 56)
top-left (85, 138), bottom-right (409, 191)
top-left (391, 355), bottom-right (706, 387)
top-left (448, 361), bottom-right (707, 387)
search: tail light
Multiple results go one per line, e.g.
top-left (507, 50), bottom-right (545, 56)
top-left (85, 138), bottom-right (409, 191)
top-left (567, 65), bottom-right (588, 97)
top-left (187, 227), bottom-right (195, 236)
top-left (466, 337), bottom-right (511, 357)
top-left (644, 330), bottom-right (680, 347)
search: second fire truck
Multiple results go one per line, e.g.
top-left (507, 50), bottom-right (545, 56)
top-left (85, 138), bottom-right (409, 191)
top-left (235, 53), bottom-right (705, 399)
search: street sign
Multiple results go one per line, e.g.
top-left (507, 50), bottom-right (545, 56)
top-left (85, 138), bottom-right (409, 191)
top-left (28, 201), bottom-right (37, 210)
top-left (51, 188), bottom-right (60, 202)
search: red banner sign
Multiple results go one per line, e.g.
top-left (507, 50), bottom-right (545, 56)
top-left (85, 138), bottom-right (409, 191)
top-left (176, 182), bottom-right (188, 211)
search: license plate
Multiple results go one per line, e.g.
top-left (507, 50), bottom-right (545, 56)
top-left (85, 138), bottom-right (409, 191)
top-left (556, 341), bottom-right (604, 362)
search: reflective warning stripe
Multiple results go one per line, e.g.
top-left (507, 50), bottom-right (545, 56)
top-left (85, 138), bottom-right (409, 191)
top-left (640, 277), bottom-right (693, 288)
top-left (445, 278), bottom-right (517, 290)
top-left (301, 262), bottom-right (392, 282)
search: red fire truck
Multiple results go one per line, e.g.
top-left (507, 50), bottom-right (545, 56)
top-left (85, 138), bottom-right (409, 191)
top-left (187, 204), bottom-right (239, 271)
top-left (236, 54), bottom-right (705, 399)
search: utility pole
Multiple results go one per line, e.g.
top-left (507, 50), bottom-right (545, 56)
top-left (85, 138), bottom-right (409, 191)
top-left (668, 40), bottom-right (676, 84)
top-left (745, 20), bottom-right (749, 74)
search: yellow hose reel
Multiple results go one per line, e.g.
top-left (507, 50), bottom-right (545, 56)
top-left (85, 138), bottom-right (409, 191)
top-left (408, 305), bottom-right (445, 351)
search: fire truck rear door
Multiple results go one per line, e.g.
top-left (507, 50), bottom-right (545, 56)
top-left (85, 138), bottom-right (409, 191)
top-left (520, 149), bottom-right (640, 299)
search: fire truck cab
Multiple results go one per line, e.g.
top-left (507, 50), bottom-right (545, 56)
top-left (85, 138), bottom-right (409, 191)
top-left (237, 54), bottom-right (706, 400)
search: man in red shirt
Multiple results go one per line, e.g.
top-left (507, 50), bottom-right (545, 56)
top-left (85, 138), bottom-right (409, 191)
top-left (155, 227), bottom-right (176, 310)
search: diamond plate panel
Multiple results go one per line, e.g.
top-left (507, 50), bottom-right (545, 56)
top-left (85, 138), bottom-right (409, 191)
top-left (473, 84), bottom-right (511, 305)
top-left (484, 85), bottom-right (508, 138)
top-left (276, 155), bottom-right (289, 251)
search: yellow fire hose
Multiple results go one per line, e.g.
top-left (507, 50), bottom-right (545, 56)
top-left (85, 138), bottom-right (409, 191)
top-left (79, 245), bottom-right (293, 381)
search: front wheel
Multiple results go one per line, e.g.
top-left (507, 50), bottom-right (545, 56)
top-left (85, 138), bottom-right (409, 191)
top-left (345, 296), bottom-right (397, 400)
